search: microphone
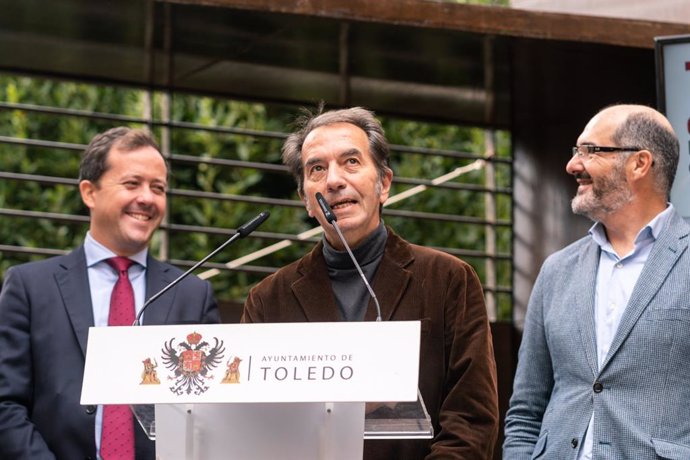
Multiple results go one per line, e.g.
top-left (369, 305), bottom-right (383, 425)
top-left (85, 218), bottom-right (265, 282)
top-left (133, 211), bottom-right (270, 325)
top-left (315, 192), bottom-right (382, 321)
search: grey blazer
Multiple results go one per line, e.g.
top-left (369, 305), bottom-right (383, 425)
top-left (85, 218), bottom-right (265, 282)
top-left (0, 245), bottom-right (219, 460)
top-left (504, 210), bottom-right (690, 460)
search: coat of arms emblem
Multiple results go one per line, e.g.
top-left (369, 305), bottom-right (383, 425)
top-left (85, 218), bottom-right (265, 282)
top-left (162, 331), bottom-right (224, 395)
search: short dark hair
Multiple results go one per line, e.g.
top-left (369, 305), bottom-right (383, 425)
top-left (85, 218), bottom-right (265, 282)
top-left (611, 111), bottom-right (679, 197)
top-left (79, 127), bottom-right (164, 183)
top-left (281, 106), bottom-right (392, 196)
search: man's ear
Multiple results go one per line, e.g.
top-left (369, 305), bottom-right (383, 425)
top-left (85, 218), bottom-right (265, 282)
top-left (299, 190), bottom-right (315, 218)
top-left (630, 149), bottom-right (654, 179)
top-left (379, 168), bottom-right (394, 205)
top-left (79, 180), bottom-right (97, 210)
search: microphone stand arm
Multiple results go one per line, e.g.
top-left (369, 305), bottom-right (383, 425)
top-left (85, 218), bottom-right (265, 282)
top-left (132, 232), bottom-right (242, 325)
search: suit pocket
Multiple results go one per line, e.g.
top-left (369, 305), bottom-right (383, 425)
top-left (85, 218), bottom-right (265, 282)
top-left (646, 308), bottom-right (690, 322)
top-left (651, 438), bottom-right (690, 459)
top-left (530, 431), bottom-right (548, 459)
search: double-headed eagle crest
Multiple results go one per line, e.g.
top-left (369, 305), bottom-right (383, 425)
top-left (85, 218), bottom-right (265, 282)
top-left (162, 331), bottom-right (224, 395)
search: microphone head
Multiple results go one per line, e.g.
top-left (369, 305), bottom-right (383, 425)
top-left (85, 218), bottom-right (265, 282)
top-left (237, 211), bottom-right (270, 237)
top-left (315, 192), bottom-right (337, 224)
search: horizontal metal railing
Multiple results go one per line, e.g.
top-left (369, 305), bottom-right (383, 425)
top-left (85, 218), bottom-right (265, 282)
top-left (0, 91), bottom-right (514, 313)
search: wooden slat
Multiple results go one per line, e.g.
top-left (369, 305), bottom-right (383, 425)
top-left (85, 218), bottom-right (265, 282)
top-left (164, 0), bottom-right (690, 49)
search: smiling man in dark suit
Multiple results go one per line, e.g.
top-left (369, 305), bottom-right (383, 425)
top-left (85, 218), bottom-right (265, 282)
top-left (242, 107), bottom-right (498, 459)
top-left (0, 127), bottom-right (219, 460)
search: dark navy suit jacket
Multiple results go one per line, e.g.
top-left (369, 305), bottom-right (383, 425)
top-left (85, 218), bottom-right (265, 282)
top-left (0, 246), bottom-right (219, 460)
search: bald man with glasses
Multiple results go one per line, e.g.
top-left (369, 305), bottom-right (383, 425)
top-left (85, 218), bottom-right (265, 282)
top-left (504, 104), bottom-right (689, 459)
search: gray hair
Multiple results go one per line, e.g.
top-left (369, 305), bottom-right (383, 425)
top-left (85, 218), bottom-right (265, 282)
top-left (281, 106), bottom-right (392, 196)
top-left (611, 111), bottom-right (679, 197)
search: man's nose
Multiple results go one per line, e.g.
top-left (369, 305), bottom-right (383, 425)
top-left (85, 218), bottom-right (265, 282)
top-left (566, 155), bottom-right (584, 175)
top-left (326, 165), bottom-right (346, 191)
top-left (136, 185), bottom-right (156, 204)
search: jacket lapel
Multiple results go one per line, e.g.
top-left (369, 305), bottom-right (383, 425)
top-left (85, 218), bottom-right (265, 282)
top-left (55, 246), bottom-right (94, 357)
top-left (575, 240), bottom-right (601, 377)
top-left (142, 256), bottom-right (176, 325)
top-left (54, 249), bottom-right (178, 350)
top-left (291, 228), bottom-right (412, 322)
top-left (365, 229), bottom-right (412, 321)
top-left (292, 242), bottom-right (341, 321)
top-left (601, 212), bottom-right (690, 372)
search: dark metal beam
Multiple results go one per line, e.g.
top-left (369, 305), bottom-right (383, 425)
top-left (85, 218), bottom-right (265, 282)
top-left (164, 0), bottom-right (690, 49)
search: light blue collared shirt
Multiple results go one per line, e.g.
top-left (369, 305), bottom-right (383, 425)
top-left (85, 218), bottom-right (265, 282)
top-left (83, 232), bottom-right (149, 456)
top-left (577, 204), bottom-right (674, 460)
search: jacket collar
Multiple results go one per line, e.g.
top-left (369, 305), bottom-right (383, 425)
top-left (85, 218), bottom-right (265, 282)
top-left (56, 247), bottom-right (175, 358)
top-left (55, 246), bottom-right (93, 357)
top-left (141, 255), bottom-right (177, 325)
top-left (291, 226), bottom-right (414, 321)
top-left (600, 210), bottom-right (689, 372)
top-left (580, 210), bottom-right (690, 375)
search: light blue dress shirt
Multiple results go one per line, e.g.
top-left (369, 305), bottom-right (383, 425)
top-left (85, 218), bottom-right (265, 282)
top-left (83, 232), bottom-right (148, 456)
top-left (577, 204), bottom-right (674, 460)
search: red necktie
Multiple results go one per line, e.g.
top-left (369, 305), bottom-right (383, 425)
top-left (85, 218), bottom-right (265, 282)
top-left (101, 256), bottom-right (136, 460)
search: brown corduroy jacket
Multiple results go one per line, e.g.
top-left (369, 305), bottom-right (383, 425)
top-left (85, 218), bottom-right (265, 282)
top-left (242, 227), bottom-right (498, 459)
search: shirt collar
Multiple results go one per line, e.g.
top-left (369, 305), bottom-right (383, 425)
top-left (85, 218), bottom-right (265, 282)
top-left (84, 232), bottom-right (148, 268)
top-left (589, 203), bottom-right (675, 249)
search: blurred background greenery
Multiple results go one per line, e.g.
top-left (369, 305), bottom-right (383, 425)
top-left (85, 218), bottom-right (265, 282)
top-left (0, 74), bottom-right (512, 319)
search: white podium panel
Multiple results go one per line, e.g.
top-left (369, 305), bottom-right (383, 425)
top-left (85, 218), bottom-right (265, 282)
top-left (81, 321), bottom-right (423, 460)
top-left (81, 321), bottom-right (420, 405)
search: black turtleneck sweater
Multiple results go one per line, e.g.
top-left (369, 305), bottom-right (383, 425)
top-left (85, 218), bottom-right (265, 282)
top-left (322, 222), bottom-right (387, 321)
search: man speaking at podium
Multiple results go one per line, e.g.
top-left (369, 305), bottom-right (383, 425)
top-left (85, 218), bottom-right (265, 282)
top-left (242, 107), bottom-right (498, 459)
top-left (0, 127), bottom-right (219, 460)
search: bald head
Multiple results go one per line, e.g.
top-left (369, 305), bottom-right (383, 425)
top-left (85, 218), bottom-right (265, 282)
top-left (589, 104), bottom-right (674, 133)
top-left (582, 104), bottom-right (679, 198)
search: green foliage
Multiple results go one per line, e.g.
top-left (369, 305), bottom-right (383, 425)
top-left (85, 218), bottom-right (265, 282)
top-left (379, 116), bottom-right (513, 318)
top-left (0, 74), bottom-right (513, 319)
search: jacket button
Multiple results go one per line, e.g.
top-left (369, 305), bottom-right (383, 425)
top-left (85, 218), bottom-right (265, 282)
top-left (85, 405), bottom-right (96, 415)
top-left (593, 381), bottom-right (604, 393)
top-left (571, 438), bottom-right (579, 448)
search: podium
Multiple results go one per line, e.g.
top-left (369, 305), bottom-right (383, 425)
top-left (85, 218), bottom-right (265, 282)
top-left (81, 322), bottom-right (432, 460)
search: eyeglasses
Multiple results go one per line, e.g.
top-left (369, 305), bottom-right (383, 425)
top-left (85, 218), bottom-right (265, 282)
top-left (572, 145), bottom-right (641, 160)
